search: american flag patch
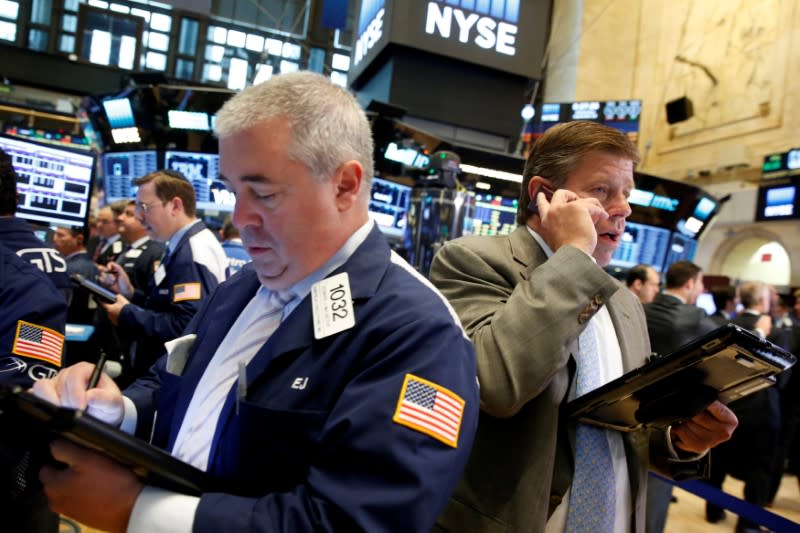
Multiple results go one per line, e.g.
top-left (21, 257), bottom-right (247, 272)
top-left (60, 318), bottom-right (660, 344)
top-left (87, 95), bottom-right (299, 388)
top-left (12, 321), bottom-right (63, 367)
top-left (173, 282), bottom-right (201, 302)
top-left (393, 374), bottom-right (465, 448)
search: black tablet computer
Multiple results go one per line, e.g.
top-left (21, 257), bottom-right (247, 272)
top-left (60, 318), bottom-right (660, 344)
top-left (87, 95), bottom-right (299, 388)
top-left (70, 273), bottom-right (117, 304)
top-left (566, 323), bottom-right (796, 432)
top-left (0, 385), bottom-right (212, 495)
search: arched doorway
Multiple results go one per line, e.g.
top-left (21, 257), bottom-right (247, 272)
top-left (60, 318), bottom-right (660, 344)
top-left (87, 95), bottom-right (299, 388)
top-left (709, 229), bottom-right (791, 285)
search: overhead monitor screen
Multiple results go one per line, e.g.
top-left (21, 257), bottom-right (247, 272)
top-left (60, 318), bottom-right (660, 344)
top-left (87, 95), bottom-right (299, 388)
top-left (163, 150), bottom-right (233, 211)
top-left (755, 182), bottom-right (797, 221)
top-left (0, 134), bottom-right (95, 228)
top-left (609, 221), bottom-right (670, 272)
top-left (463, 193), bottom-right (518, 237)
top-left (368, 176), bottom-right (411, 239)
top-left (663, 232), bottom-right (698, 271)
top-left (527, 100), bottom-right (642, 143)
top-left (102, 98), bottom-right (136, 129)
top-left (102, 150), bottom-right (158, 203)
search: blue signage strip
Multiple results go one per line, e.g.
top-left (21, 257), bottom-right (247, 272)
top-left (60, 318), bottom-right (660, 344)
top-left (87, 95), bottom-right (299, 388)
top-left (358, 0), bottom-right (386, 33)
top-left (435, 0), bottom-right (519, 23)
top-left (322, 0), bottom-right (349, 29)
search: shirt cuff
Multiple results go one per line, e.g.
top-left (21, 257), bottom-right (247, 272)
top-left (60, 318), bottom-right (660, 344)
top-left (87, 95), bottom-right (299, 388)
top-left (665, 426), bottom-right (708, 462)
top-left (119, 396), bottom-right (138, 434)
top-left (127, 485), bottom-right (199, 533)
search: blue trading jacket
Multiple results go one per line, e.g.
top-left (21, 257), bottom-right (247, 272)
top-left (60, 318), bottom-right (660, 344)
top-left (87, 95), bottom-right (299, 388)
top-left (0, 244), bottom-right (67, 388)
top-left (125, 225), bottom-right (479, 532)
top-left (118, 222), bottom-right (225, 374)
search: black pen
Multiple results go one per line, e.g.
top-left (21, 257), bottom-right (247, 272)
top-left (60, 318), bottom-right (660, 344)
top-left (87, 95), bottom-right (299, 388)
top-left (87, 349), bottom-right (107, 390)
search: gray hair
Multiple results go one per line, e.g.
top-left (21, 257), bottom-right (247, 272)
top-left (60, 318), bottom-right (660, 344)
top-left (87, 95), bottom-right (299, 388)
top-left (214, 72), bottom-right (374, 190)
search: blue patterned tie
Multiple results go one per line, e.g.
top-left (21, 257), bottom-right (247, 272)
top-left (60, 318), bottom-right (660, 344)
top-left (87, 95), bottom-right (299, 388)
top-left (565, 321), bottom-right (616, 533)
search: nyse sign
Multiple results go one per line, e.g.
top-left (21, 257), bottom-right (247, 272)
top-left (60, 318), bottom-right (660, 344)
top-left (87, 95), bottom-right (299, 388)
top-left (424, 1), bottom-right (517, 56)
top-left (354, 8), bottom-right (385, 67)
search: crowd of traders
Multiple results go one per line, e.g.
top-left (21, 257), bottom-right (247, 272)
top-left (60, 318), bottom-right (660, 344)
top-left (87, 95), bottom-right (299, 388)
top-left (6, 70), bottom-right (792, 533)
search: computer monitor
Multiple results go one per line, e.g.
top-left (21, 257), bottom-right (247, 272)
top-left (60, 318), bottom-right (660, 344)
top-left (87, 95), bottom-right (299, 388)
top-left (163, 150), bottom-right (233, 211)
top-left (463, 193), bottom-right (518, 237)
top-left (609, 221), bottom-right (671, 272)
top-left (695, 292), bottom-right (716, 316)
top-left (368, 177), bottom-right (411, 240)
top-left (0, 134), bottom-right (95, 228)
top-left (755, 182), bottom-right (798, 221)
top-left (663, 232), bottom-right (698, 271)
top-left (102, 150), bottom-right (159, 203)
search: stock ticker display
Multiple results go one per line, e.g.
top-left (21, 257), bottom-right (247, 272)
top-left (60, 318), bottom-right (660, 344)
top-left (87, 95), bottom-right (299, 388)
top-left (464, 194), bottom-right (518, 237)
top-left (103, 150), bottom-right (158, 203)
top-left (0, 135), bottom-right (95, 227)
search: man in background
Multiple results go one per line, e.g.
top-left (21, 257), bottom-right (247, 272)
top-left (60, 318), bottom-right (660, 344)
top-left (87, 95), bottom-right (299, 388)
top-left (52, 226), bottom-right (98, 327)
top-left (709, 284), bottom-right (738, 327)
top-left (708, 281), bottom-right (778, 532)
top-left (429, 121), bottom-right (736, 532)
top-left (626, 263), bottom-right (661, 305)
top-left (99, 169), bottom-right (227, 380)
top-left (91, 204), bottom-right (125, 266)
top-left (219, 216), bottom-right (250, 277)
top-left (111, 199), bottom-right (165, 292)
top-left (642, 260), bottom-right (719, 533)
top-left (33, 71), bottom-right (478, 533)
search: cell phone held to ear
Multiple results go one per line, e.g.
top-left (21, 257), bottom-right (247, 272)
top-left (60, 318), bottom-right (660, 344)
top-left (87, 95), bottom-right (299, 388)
top-left (527, 184), bottom-right (555, 215)
top-left (70, 273), bottom-right (118, 304)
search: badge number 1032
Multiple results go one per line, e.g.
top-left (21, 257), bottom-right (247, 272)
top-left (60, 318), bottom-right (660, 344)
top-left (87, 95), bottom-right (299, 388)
top-left (311, 272), bottom-right (355, 339)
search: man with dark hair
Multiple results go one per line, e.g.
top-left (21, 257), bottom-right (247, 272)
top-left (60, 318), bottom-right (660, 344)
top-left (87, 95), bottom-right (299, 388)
top-left (98, 169), bottom-right (227, 379)
top-left (709, 285), bottom-right (738, 326)
top-left (430, 121), bottom-right (737, 532)
top-left (645, 261), bottom-right (718, 358)
top-left (53, 226), bottom-right (99, 327)
top-left (0, 147), bottom-right (71, 302)
top-left (111, 200), bottom-right (165, 292)
top-left (91, 204), bottom-right (125, 265)
top-left (626, 263), bottom-right (660, 305)
top-left (642, 260), bottom-right (719, 533)
top-left (219, 216), bottom-right (250, 277)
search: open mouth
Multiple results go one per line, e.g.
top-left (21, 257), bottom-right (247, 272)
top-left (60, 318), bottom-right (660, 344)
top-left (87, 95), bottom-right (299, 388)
top-left (599, 231), bottom-right (620, 242)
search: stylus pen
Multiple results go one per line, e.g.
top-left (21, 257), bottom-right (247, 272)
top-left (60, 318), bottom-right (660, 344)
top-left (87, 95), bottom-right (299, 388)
top-left (87, 349), bottom-right (107, 390)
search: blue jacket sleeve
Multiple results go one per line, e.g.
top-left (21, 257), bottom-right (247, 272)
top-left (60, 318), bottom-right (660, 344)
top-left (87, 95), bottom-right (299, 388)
top-left (118, 260), bottom-right (220, 343)
top-left (0, 250), bottom-right (67, 388)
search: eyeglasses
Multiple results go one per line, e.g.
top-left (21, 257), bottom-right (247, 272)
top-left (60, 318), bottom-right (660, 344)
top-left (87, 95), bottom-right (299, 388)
top-left (134, 200), bottom-right (166, 214)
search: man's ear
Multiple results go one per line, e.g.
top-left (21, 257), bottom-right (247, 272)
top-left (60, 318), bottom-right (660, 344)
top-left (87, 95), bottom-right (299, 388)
top-left (527, 176), bottom-right (549, 203)
top-left (334, 160), bottom-right (364, 211)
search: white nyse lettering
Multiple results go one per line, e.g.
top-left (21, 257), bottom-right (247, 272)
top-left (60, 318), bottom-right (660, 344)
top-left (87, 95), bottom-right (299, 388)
top-left (424, 1), bottom-right (517, 56)
top-left (453, 10), bottom-right (479, 43)
top-left (496, 21), bottom-right (517, 56)
top-left (425, 3), bottom-right (451, 38)
top-left (354, 8), bottom-right (384, 66)
top-left (474, 16), bottom-right (496, 49)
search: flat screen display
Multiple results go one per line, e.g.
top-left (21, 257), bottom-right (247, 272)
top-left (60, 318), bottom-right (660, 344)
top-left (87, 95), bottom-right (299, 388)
top-left (609, 221), bottom-right (670, 272)
top-left (102, 150), bottom-right (158, 203)
top-left (755, 182), bottom-right (797, 221)
top-left (0, 134), bottom-right (95, 228)
top-left (663, 232), bottom-right (698, 271)
top-left (368, 177), bottom-right (411, 239)
top-left (163, 151), bottom-right (233, 211)
top-left (463, 193), bottom-right (518, 237)
top-left (526, 100), bottom-right (642, 144)
top-left (102, 98), bottom-right (136, 129)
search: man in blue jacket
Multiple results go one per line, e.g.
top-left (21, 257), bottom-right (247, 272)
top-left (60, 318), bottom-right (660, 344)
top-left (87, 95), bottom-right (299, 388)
top-left (33, 71), bottom-right (479, 533)
top-left (99, 169), bottom-right (227, 380)
top-left (1, 243), bottom-right (67, 533)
